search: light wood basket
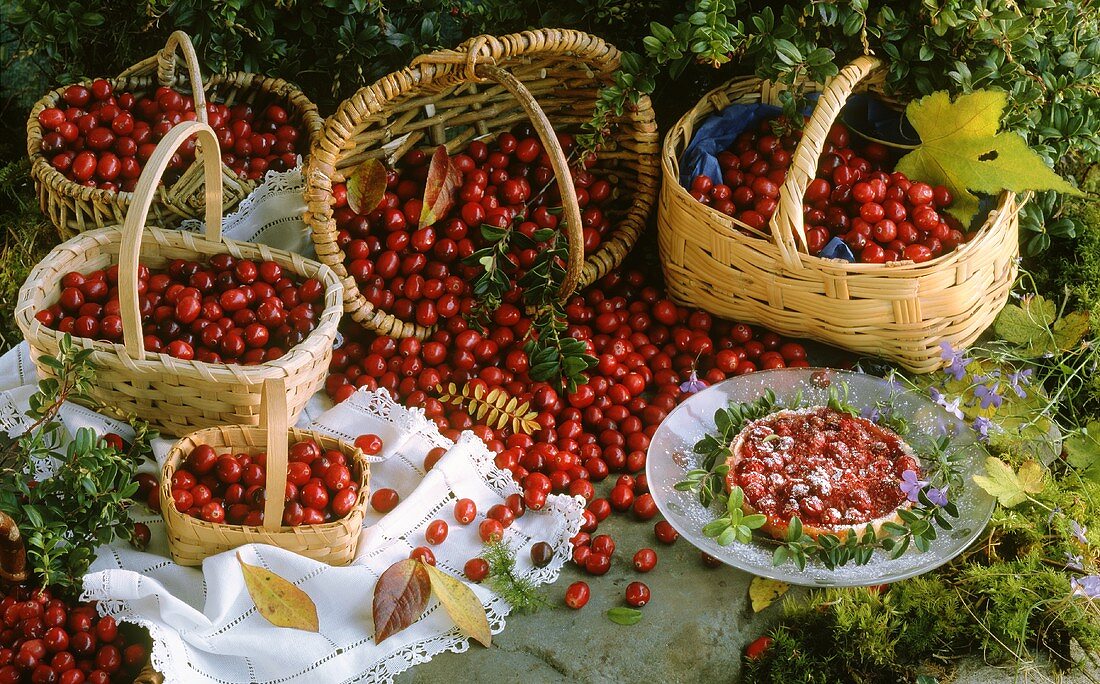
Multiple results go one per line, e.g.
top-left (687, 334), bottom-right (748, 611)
top-left (161, 378), bottom-right (370, 566)
top-left (27, 31), bottom-right (324, 238)
top-left (304, 28), bottom-right (660, 339)
top-left (658, 56), bottom-right (1021, 374)
top-left (15, 121), bottom-right (342, 436)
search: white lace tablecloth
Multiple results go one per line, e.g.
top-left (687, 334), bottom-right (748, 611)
top-left (0, 169), bottom-right (585, 682)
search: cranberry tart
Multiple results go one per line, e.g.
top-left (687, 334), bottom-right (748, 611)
top-left (726, 406), bottom-right (920, 541)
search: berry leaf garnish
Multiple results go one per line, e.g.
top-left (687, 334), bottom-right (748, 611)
top-left (424, 563), bottom-right (491, 647)
top-left (972, 456), bottom-right (1045, 508)
top-left (237, 553), bottom-right (319, 632)
top-left (606, 607), bottom-right (643, 625)
top-left (748, 576), bottom-right (790, 613)
top-left (346, 158), bottom-right (387, 215)
top-left (372, 558), bottom-right (432, 643)
top-left (895, 90), bottom-right (1081, 223)
top-left (419, 145), bottom-right (462, 229)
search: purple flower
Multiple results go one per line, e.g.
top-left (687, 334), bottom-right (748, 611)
top-left (1071, 520), bottom-right (1089, 545)
top-left (861, 405), bottom-right (881, 422)
top-left (972, 380), bottom-right (1003, 410)
top-left (930, 387), bottom-right (965, 420)
top-left (1071, 575), bottom-right (1100, 599)
top-left (939, 341), bottom-right (972, 381)
top-left (972, 416), bottom-right (994, 443)
top-left (680, 370), bottom-right (708, 395)
top-left (900, 469), bottom-right (928, 503)
top-left (1065, 553), bottom-right (1085, 571)
top-left (925, 487), bottom-right (949, 507)
top-left (1007, 369), bottom-right (1031, 399)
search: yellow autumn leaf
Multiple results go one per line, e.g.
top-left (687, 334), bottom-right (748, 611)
top-left (237, 553), bottom-right (319, 632)
top-left (972, 457), bottom-right (1045, 508)
top-left (486, 388), bottom-right (501, 406)
top-left (423, 564), bottom-right (491, 647)
top-left (748, 576), bottom-right (790, 613)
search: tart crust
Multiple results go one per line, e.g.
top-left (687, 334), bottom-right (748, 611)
top-left (725, 407), bottom-right (918, 542)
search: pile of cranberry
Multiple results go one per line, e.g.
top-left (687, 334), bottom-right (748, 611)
top-left (37, 80), bottom-right (305, 191)
top-left (330, 127), bottom-right (616, 328)
top-left (35, 255), bottom-right (325, 363)
top-left (324, 265), bottom-right (811, 610)
top-left (0, 584), bottom-right (147, 684)
top-left (690, 117), bottom-right (961, 264)
top-left (166, 436), bottom-right (379, 526)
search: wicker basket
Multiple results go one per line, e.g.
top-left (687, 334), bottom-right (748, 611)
top-left (15, 121), bottom-right (342, 436)
top-left (305, 28), bottom-right (660, 338)
top-left (27, 30), bottom-right (324, 238)
top-left (161, 378), bottom-right (370, 566)
top-left (658, 56), bottom-right (1021, 374)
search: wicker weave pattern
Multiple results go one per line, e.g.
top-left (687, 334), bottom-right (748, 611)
top-left (160, 425), bottom-right (370, 566)
top-left (26, 31), bottom-right (324, 238)
top-left (304, 28), bottom-right (660, 338)
top-left (16, 122), bottom-right (342, 436)
top-left (658, 57), bottom-right (1020, 373)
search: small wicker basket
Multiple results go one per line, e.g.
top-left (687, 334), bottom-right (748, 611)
top-left (305, 28), bottom-right (660, 339)
top-left (161, 378), bottom-right (370, 566)
top-left (16, 121), bottom-right (342, 436)
top-left (658, 56), bottom-right (1021, 374)
top-left (27, 31), bottom-right (324, 238)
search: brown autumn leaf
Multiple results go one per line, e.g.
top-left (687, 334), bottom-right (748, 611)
top-left (347, 158), bottom-right (388, 215)
top-left (424, 564), bottom-right (491, 647)
top-left (236, 553), bottom-right (319, 632)
top-left (419, 145), bottom-right (462, 229)
top-left (373, 558), bottom-right (432, 644)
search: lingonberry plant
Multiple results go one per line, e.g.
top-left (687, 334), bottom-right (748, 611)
top-left (0, 335), bottom-right (154, 595)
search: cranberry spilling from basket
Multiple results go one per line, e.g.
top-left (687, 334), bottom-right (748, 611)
top-left (0, 583), bottom-right (149, 683)
top-left (34, 255), bottom-right (324, 364)
top-left (324, 267), bottom-right (809, 573)
top-left (330, 127), bottom-right (615, 328)
top-left (690, 117), bottom-right (960, 263)
top-left (37, 79), bottom-right (307, 192)
top-left (169, 436), bottom-right (370, 526)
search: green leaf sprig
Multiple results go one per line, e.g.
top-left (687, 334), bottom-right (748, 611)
top-left (675, 389), bottom-right (778, 506)
top-left (481, 540), bottom-right (550, 614)
top-left (0, 335), bottom-right (154, 595)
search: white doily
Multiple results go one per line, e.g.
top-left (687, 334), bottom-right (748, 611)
top-left (180, 167), bottom-right (316, 259)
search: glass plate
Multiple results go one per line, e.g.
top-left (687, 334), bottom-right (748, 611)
top-left (646, 367), bottom-right (996, 586)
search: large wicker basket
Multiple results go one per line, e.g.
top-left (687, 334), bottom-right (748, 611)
top-left (15, 121), bottom-right (342, 436)
top-left (27, 31), bottom-right (324, 238)
top-left (304, 29), bottom-right (660, 338)
top-left (658, 56), bottom-right (1021, 374)
top-left (161, 378), bottom-right (370, 566)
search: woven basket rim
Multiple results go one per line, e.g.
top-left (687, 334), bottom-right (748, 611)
top-left (15, 226), bottom-right (343, 380)
top-left (161, 424), bottom-right (370, 535)
top-left (660, 71), bottom-right (1020, 274)
top-left (305, 27), bottom-right (660, 338)
top-left (27, 69), bottom-right (325, 205)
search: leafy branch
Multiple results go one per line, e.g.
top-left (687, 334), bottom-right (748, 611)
top-left (675, 388), bottom-right (778, 506)
top-left (0, 335), bottom-right (153, 595)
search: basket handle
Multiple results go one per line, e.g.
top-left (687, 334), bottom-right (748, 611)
top-left (770, 56), bottom-right (882, 269)
top-left (156, 31), bottom-right (209, 125)
top-left (260, 378), bottom-right (289, 531)
top-left (117, 121), bottom-right (224, 361)
top-left (471, 64), bottom-right (585, 298)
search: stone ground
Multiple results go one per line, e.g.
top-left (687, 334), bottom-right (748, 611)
top-left (395, 509), bottom-right (1099, 684)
